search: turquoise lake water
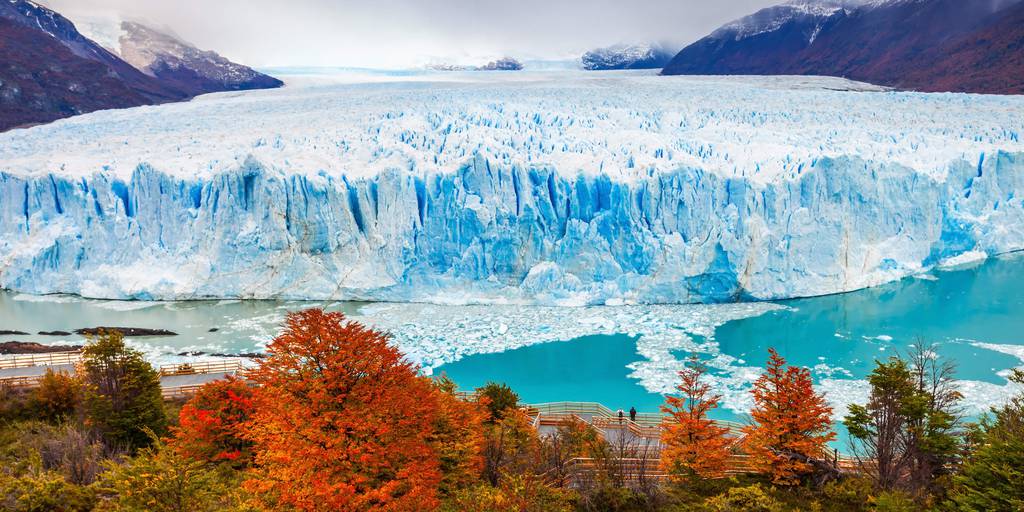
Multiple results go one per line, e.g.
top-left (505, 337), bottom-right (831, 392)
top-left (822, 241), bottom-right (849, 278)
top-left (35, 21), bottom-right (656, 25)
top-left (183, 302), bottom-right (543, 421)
top-left (3, 253), bottom-right (1023, 432)
top-left (437, 253), bottom-right (1024, 424)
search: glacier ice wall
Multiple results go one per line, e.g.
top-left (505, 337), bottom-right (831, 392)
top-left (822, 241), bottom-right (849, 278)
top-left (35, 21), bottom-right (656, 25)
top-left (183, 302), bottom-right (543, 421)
top-left (1, 150), bottom-right (1022, 303)
top-left (0, 73), bottom-right (1022, 303)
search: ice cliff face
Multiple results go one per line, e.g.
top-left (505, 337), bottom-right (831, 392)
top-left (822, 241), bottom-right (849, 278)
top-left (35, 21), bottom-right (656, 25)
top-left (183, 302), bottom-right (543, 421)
top-left (0, 72), bottom-right (1022, 304)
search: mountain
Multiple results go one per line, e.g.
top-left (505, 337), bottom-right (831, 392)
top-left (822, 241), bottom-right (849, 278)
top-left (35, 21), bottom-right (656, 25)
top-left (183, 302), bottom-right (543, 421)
top-left (477, 57), bottom-right (523, 71)
top-left (426, 57), bottom-right (524, 71)
top-left (662, 0), bottom-right (1024, 94)
top-left (581, 44), bottom-right (674, 70)
top-left (96, 21), bottom-right (283, 97)
top-left (0, 0), bottom-right (184, 130)
top-left (0, 0), bottom-right (281, 132)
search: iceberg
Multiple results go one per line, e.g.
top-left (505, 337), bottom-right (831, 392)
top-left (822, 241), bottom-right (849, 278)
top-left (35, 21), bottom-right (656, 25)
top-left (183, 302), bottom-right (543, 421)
top-left (0, 71), bottom-right (1022, 303)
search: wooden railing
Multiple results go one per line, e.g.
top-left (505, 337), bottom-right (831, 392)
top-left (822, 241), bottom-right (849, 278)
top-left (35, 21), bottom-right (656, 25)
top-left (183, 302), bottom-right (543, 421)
top-left (0, 351), bottom-right (81, 370)
top-left (159, 359), bottom-right (245, 377)
top-left (161, 384), bottom-right (209, 399)
top-left (0, 374), bottom-right (46, 389)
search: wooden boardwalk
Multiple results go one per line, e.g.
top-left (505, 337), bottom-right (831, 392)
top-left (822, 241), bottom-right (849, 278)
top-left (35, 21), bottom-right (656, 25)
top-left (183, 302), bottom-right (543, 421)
top-left (0, 351), bottom-right (247, 399)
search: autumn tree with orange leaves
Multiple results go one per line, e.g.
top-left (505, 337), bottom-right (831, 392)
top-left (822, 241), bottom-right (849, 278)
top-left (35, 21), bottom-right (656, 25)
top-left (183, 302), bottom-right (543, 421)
top-left (743, 349), bottom-right (836, 486)
top-left (172, 376), bottom-right (256, 468)
top-left (242, 309), bottom-right (445, 511)
top-left (431, 375), bottom-right (487, 497)
top-left (660, 357), bottom-right (734, 480)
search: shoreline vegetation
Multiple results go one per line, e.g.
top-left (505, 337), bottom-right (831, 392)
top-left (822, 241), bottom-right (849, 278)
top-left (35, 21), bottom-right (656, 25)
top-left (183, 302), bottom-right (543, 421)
top-left (1, 310), bottom-right (1021, 511)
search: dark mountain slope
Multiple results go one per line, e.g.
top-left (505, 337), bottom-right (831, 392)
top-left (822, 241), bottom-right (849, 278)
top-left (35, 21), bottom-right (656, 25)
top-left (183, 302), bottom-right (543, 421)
top-left (662, 0), bottom-right (1024, 94)
top-left (0, 16), bottom-right (153, 130)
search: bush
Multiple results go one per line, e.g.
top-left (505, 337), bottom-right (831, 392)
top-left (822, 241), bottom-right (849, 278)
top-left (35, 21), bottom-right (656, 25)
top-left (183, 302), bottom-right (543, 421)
top-left (476, 382), bottom-right (520, 422)
top-left (822, 477), bottom-right (873, 511)
top-left (442, 475), bottom-right (576, 512)
top-left (79, 331), bottom-right (167, 450)
top-left (31, 369), bottom-right (81, 424)
top-left (870, 491), bottom-right (917, 512)
top-left (0, 383), bottom-right (32, 423)
top-left (94, 435), bottom-right (247, 512)
top-left (0, 470), bottom-right (96, 512)
top-left (705, 484), bottom-right (784, 512)
top-left (37, 425), bottom-right (108, 485)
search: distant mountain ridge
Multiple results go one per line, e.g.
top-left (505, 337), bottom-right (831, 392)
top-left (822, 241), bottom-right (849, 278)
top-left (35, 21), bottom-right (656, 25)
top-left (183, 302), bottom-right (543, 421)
top-left (662, 0), bottom-right (1024, 94)
top-left (581, 44), bottom-right (674, 70)
top-left (96, 21), bottom-right (283, 97)
top-left (0, 0), bottom-right (281, 132)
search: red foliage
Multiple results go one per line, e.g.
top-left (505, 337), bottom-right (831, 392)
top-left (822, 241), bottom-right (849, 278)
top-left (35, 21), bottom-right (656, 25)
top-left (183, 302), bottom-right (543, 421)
top-left (660, 358), bottom-right (734, 479)
top-left (743, 349), bottom-right (836, 485)
top-left (172, 376), bottom-right (255, 467)
top-left (242, 309), bottom-right (443, 511)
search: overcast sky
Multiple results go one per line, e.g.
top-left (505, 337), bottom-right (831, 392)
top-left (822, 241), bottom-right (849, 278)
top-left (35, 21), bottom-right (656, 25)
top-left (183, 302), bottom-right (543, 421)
top-left (43, 0), bottom-right (781, 69)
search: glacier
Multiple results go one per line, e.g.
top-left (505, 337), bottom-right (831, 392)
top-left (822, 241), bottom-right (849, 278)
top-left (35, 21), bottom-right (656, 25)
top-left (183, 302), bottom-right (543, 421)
top-left (0, 71), bottom-right (1022, 304)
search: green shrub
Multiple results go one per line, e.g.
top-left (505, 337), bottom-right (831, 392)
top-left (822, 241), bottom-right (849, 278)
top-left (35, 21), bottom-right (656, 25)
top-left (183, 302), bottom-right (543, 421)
top-left (0, 470), bottom-right (96, 512)
top-left (94, 435), bottom-right (247, 512)
top-left (705, 483), bottom-right (784, 512)
top-left (871, 491), bottom-right (917, 512)
top-left (822, 477), bottom-right (873, 511)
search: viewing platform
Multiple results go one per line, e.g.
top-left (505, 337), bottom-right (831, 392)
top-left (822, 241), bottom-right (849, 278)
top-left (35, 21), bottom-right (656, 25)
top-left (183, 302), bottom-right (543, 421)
top-left (0, 351), bottom-right (249, 399)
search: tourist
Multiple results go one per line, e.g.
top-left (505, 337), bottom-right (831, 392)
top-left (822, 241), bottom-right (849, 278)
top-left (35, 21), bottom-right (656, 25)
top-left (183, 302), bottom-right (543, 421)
top-left (618, 409), bottom-right (624, 422)
top-left (630, 406), bottom-right (637, 422)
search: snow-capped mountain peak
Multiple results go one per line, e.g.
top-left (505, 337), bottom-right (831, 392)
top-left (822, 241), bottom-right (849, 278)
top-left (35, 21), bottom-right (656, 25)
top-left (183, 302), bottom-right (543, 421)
top-left (581, 43), bottom-right (674, 70)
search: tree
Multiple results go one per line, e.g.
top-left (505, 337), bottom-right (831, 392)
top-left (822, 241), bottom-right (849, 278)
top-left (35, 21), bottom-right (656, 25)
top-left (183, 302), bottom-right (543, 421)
top-left (905, 342), bottom-right (962, 496)
top-left (949, 369), bottom-right (1024, 511)
top-left (844, 343), bottom-right (962, 497)
top-left (476, 382), bottom-right (520, 423)
top-left (743, 349), bottom-right (835, 486)
top-left (481, 408), bottom-right (541, 486)
top-left (242, 309), bottom-right (443, 511)
top-left (94, 435), bottom-right (247, 512)
top-left (172, 377), bottom-right (255, 468)
top-left (660, 358), bottom-right (733, 480)
top-left (540, 416), bottom-right (601, 487)
top-left (79, 331), bottom-right (166, 450)
top-left (844, 357), bottom-right (920, 490)
top-left (430, 375), bottom-right (487, 497)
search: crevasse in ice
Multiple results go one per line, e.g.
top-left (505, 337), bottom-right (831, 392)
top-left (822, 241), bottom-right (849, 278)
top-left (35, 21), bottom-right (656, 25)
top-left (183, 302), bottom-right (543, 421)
top-left (0, 72), bottom-right (1022, 303)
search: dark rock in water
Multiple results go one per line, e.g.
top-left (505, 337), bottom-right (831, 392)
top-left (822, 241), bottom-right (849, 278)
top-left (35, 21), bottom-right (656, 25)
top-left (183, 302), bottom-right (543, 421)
top-left (0, 330), bottom-right (29, 336)
top-left (0, 341), bottom-right (82, 354)
top-left (38, 330), bottom-right (73, 336)
top-left (208, 328), bottom-right (219, 332)
top-left (211, 352), bottom-right (265, 359)
top-left (177, 350), bottom-right (263, 359)
top-left (75, 327), bottom-right (177, 337)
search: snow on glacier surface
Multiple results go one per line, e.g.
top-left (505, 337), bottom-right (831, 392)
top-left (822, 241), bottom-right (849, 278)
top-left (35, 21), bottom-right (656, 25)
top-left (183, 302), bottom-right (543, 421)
top-left (0, 70), bottom-right (1023, 303)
